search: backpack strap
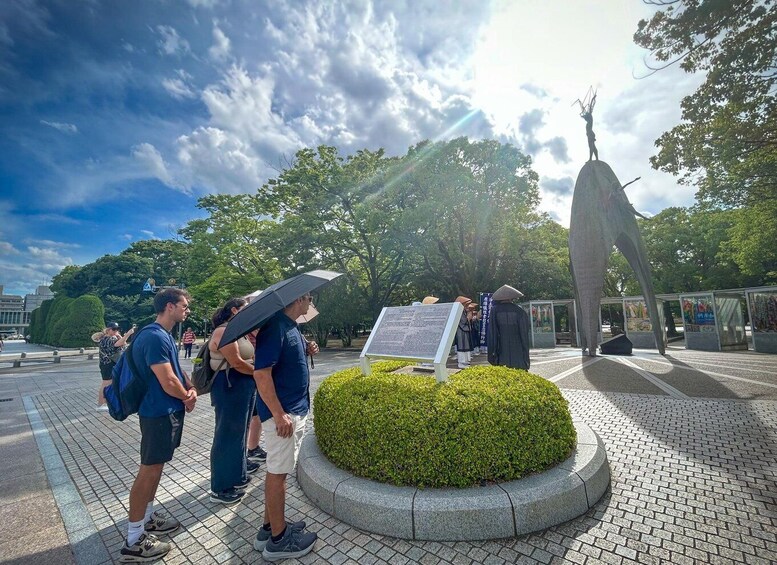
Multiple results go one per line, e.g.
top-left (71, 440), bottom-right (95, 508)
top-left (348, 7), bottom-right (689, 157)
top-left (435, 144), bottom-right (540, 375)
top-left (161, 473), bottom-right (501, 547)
top-left (124, 325), bottom-right (153, 380)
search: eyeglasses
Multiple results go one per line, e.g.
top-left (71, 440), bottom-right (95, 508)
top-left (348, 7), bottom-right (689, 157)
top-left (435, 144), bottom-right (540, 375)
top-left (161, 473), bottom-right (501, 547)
top-left (302, 296), bottom-right (313, 302)
top-left (176, 302), bottom-right (191, 311)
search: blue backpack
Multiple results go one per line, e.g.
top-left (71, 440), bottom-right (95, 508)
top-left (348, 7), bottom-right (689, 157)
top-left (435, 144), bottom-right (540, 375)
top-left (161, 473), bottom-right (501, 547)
top-left (105, 327), bottom-right (150, 421)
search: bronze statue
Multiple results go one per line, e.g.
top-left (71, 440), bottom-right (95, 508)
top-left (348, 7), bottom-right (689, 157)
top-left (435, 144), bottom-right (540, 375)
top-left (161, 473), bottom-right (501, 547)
top-left (575, 89), bottom-right (598, 161)
top-left (568, 91), bottom-right (665, 356)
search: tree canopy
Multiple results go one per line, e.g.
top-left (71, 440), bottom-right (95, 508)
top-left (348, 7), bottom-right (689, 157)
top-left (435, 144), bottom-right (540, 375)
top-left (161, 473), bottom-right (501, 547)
top-left (635, 0), bottom-right (777, 207)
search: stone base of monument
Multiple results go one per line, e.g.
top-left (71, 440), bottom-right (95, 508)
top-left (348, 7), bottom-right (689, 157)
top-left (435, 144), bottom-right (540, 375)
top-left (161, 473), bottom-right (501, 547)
top-left (599, 334), bottom-right (633, 355)
top-left (297, 421), bottom-right (610, 541)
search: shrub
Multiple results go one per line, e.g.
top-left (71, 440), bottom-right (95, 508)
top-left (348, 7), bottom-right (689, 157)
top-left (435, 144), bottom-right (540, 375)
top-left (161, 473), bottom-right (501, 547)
top-left (44, 296), bottom-right (74, 346)
top-left (314, 363), bottom-right (576, 488)
top-left (58, 295), bottom-right (105, 347)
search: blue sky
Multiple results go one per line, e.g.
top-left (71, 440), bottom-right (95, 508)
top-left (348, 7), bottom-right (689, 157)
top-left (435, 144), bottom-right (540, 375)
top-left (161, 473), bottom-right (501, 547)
top-left (0, 0), bottom-right (702, 296)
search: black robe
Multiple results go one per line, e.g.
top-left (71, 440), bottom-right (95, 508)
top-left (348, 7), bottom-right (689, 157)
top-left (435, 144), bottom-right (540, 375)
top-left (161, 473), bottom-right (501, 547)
top-left (455, 311), bottom-right (472, 352)
top-left (487, 301), bottom-right (530, 370)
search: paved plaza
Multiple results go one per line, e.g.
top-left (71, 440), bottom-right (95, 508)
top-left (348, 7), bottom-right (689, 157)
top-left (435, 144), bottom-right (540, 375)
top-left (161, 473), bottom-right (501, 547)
top-left (1, 345), bottom-right (776, 564)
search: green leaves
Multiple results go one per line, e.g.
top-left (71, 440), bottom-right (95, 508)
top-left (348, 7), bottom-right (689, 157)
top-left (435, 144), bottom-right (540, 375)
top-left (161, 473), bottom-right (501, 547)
top-left (314, 364), bottom-right (576, 488)
top-left (635, 0), bottom-right (777, 207)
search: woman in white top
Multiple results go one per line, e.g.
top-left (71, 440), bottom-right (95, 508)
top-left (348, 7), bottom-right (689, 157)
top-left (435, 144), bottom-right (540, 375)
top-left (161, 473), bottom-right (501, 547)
top-left (208, 297), bottom-right (257, 505)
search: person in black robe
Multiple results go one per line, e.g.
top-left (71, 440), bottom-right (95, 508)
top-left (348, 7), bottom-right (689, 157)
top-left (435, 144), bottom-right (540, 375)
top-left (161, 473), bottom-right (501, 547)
top-left (454, 296), bottom-right (473, 368)
top-left (487, 285), bottom-right (531, 370)
top-left (469, 304), bottom-right (481, 355)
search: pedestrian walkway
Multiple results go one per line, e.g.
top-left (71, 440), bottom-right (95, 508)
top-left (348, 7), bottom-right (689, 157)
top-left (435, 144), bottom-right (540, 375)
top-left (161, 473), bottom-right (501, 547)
top-left (1, 348), bottom-right (776, 563)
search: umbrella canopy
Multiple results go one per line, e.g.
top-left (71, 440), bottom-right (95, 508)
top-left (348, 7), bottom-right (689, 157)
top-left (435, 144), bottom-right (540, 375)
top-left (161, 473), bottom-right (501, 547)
top-left (297, 304), bottom-right (319, 324)
top-left (244, 289), bottom-right (263, 302)
top-left (220, 269), bottom-right (342, 346)
top-left (492, 284), bottom-right (524, 301)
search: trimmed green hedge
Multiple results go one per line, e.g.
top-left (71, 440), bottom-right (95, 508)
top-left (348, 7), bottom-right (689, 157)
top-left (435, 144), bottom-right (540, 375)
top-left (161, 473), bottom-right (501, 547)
top-left (314, 362), bottom-right (576, 488)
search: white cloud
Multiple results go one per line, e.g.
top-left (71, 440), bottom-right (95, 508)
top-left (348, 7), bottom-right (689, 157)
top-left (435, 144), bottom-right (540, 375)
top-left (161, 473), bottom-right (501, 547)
top-left (40, 120), bottom-right (78, 133)
top-left (208, 21), bottom-right (231, 62)
top-left (162, 75), bottom-right (196, 99)
top-left (186, 0), bottom-right (221, 8)
top-left (156, 25), bottom-right (190, 56)
top-left (22, 239), bottom-right (80, 249)
top-left (132, 142), bottom-right (187, 192)
top-left (0, 241), bottom-right (20, 255)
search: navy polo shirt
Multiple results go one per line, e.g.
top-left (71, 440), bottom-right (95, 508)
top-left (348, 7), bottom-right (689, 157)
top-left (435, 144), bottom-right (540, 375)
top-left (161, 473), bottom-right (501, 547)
top-left (254, 311), bottom-right (310, 422)
top-left (131, 323), bottom-right (186, 418)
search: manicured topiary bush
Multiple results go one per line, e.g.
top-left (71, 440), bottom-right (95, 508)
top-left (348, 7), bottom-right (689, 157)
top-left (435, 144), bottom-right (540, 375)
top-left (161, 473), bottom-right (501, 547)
top-left (58, 295), bottom-right (105, 347)
top-left (314, 362), bottom-right (576, 488)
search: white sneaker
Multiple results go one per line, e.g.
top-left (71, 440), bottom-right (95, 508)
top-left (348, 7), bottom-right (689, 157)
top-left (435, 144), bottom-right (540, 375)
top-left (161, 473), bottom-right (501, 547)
top-left (96, 405), bottom-right (109, 412)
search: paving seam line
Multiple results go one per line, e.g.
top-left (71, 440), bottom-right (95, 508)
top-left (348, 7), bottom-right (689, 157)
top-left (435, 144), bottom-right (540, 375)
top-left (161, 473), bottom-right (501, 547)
top-left (656, 354), bottom-right (777, 373)
top-left (22, 396), bottom-right (111, 565)
top-left (548, 356), bottom-right (603, 382)
top-left (647, 358), bottom-right (777, 389)
top-left (614, 357), bottom-right (690, 400)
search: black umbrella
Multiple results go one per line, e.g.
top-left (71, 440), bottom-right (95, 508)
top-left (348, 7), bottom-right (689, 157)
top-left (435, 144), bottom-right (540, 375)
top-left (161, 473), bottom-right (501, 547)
top-left (220, 269), bottom-right (343, 346)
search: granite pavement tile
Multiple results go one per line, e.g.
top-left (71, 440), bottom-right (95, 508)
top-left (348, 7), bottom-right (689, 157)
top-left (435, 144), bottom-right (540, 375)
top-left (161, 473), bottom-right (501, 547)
top-left (2, 349), bottom-right (776, 563)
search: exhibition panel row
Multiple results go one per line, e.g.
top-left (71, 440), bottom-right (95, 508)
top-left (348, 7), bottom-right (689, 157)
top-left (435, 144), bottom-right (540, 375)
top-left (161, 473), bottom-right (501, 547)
top-left (498, 286), bottom-right (777, 354)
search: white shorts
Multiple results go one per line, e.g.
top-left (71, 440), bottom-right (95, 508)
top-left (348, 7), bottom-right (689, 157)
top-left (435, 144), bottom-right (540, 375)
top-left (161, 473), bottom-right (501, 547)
top-left (263, 414), bottom-right (308, 475)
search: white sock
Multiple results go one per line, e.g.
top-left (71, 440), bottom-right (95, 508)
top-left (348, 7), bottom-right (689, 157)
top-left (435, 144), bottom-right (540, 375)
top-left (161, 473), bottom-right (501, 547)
top-left (127, 519), bottom-right (145, 546)
top-left (144, 501), bottom-right (154, 523)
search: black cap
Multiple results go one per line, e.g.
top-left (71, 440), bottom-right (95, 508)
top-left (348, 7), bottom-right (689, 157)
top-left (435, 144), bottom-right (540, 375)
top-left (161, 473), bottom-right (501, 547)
top-left (106, 322), bottom-right (120, 330)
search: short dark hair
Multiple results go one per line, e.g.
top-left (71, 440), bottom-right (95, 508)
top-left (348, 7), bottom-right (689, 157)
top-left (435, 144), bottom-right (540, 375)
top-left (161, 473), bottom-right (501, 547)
top-left (153, 288), bottom-right (190, 314)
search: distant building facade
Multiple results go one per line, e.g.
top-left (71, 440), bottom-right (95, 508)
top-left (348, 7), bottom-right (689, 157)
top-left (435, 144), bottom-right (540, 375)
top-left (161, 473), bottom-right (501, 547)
top-left (25, 285), bottom-right (54, 312)
top-left (0, 285), bottom-right (50, 336)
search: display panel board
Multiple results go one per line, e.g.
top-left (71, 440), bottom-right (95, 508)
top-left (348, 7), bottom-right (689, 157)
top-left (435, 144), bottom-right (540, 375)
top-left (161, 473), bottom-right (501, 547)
top-left (682, 295), bottom-right (717, 333)
top-left (625, 299), bottom-right (651, 332)
top-left (360, 302), bottom-right (463, 382)
top-left (746, 287), bottom-right (777, 353)
top-left (680, 293), bottom-right (720, 351)
top-left (530, 301), bottom-right (555, 348)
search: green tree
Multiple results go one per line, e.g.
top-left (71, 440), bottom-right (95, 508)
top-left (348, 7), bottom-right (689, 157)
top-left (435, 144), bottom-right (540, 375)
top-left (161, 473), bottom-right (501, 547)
top-left (50, 265), bottom-right (84, 298)
top-left (392, 137), bottom-right (545, 298)
top-left (304, 276), bottom-right (370, 347)
top-left (634, 0), bottom-right (777, 207)
top-left (178, 194), bottom-right (283, 318)
top-left (723, 201), bottom-right (777, 284)
top-left (122, 239), bottom-right (190, 288)
top-left (259, 145), bottom-right (406, 321)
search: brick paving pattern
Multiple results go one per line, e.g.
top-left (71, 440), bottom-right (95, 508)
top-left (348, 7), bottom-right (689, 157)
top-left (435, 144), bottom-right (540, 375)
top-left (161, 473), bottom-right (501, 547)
top-left (13, 348), bottom-right (777, 563)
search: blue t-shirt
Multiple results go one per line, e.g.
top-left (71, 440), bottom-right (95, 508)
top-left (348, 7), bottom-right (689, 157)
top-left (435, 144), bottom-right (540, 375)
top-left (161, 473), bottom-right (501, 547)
top-left (254, 311), bottom-right (310, 422)
top-left (131, 323), bottom-right (186, 418)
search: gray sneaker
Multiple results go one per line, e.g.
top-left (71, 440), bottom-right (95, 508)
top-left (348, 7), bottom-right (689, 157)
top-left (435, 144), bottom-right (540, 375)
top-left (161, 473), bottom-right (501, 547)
top-left (254, 520), bottom-right (306, 551)
top-left (144, 510), bottom-right (180, 536)
top-left (261, 525), bottom-right (317, 562)
top-left (119, 533), bottom-right (171, 562)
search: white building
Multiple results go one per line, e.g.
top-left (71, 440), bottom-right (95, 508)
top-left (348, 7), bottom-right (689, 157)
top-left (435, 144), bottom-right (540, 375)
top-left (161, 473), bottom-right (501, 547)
top-left (25, 285), bottom-right (54, 312)
top-left (0, 285), bottom-right (29, 335)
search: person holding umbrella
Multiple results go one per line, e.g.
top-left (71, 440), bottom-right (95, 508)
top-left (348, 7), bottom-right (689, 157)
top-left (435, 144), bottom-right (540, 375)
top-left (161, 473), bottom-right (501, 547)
top-left (207, 298), bottom-right (257, 505)
top-left (250, 291), bottom-right (319, 560)
top-left (218, 270), bottom-right (341, 561)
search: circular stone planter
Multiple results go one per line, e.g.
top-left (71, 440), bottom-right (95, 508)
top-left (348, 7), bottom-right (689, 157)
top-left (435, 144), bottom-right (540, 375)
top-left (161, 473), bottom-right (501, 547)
top-left (297, 420), bottom-right (610, 541)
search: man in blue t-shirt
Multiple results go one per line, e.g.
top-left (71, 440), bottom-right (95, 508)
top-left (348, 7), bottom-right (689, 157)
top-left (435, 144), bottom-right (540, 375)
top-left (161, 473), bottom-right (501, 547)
top-left (119, 289), bottom-right (197, 563)
top-left (253, 292), bottom-right (319, 561)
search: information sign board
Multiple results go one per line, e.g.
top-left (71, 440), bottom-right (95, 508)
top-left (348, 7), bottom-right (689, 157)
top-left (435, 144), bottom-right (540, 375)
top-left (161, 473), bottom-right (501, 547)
top-left (360, 302), bottom-right (463, 383)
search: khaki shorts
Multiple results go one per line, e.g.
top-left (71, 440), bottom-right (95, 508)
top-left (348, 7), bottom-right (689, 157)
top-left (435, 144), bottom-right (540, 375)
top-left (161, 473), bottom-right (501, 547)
top-left (263, 414), bottom-right (307, 475)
